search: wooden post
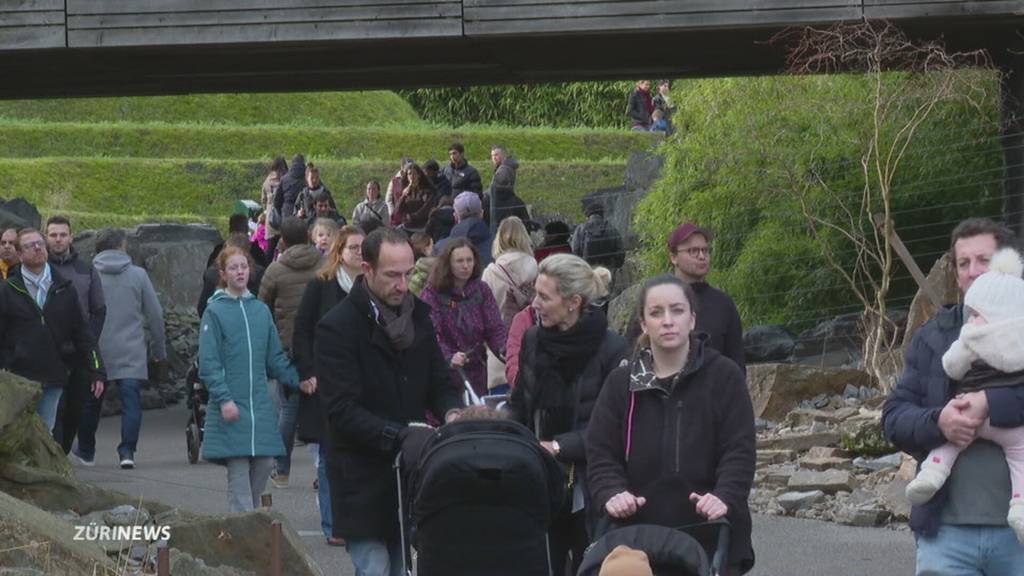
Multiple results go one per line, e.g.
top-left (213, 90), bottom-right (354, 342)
top-left (261, 493), bottom-right (273, 508)
top-left (156, 541), bottom-right (170, 576)
top-left (873, 213), bottom-right (944, 309)
top-left (270, 520), bottom-right (283, 576)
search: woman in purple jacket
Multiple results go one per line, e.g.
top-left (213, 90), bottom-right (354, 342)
top-left (420, 237), bottom-right (507, 399)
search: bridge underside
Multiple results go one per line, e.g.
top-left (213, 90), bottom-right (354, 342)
top-left (2, 8), bottom-right (1021, 99)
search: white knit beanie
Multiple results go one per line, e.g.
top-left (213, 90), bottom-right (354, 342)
top-left (964, 247), bottom-right (1024, 324)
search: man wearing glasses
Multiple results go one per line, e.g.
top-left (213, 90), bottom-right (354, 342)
top-left (1, 228), bottom-right (105, 432)
top-left (668, 222), bottom-right (745, 372)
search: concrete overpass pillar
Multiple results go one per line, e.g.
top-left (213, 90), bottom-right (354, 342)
top-left (1001, 53), bottom-right (1024, 237)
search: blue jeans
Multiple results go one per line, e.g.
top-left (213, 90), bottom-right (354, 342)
top-left (318, 443), bottom-right (332, 537)
top-left (275, 384), bottom-right (299, 476)
top-left (346, 539), bottom-right (404, 576)
top-left (37, 386), bottom-right (64, 432)
top-left (77, 379), bottom-right (143, 459)
top-left (916, 524), bottom-right (1024, 575)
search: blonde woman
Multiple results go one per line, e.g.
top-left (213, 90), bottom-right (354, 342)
top-left (481, 216), bottom-right (538, 392)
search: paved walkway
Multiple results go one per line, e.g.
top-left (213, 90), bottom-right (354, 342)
top-left (73, 402), bottom-right (916, 575)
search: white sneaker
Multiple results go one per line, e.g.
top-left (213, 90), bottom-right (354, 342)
top-left (905, 465), bottom-right (950, 505)
top-left (71, 449), bottom-right (95, 467)
top-left (1008, 501), bottom-right (1024, 544)
top-left (119, 457), bottom-right (135, 470)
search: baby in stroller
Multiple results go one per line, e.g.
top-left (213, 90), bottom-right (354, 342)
top-left (397, 406), bottom-right (567, 576)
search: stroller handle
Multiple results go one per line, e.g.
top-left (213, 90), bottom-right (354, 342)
top-left (592, 513), bottom-right (732, 576)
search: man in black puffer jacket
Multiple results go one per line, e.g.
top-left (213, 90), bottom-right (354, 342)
top-left (274, 154), bottom-right (307, 219)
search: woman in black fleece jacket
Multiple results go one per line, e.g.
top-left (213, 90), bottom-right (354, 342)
top-left (585, 274), bottom-right (756, 574)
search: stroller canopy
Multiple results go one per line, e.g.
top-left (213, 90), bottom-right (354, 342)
top-left (577, 524), bottom-right (710, 576)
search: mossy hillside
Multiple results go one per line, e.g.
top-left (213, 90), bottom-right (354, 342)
top-left (0, 122), bottom-right (655, 163)
top-left (0, 92), bottom-right (422, 127)
top-left (8, 158), bottom-right (626, 229)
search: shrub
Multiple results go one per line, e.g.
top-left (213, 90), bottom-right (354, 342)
top-left (634, 72), bottom-right (1003, 329)
top-left (399, 82), bottom-right (637, 128)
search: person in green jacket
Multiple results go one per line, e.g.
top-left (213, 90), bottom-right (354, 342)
top-left (199, 246), bottom-right (310, 512)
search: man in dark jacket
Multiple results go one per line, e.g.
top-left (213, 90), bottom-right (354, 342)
top-left (423, 159), bottom-right (452, 199)
top-left (274, 154), bottom-right (307, 219)
top-left (571, 202), bottom-right (625, 269)
top-left (2, 228), bottom-right (105, 433)
top-left (434, 192), bottom-right (493, 265)
top-left (206, 214), bottom-right (266, 269)
top-left (316, 228), bottom-right (463, 576)
top-left (0, 228), bottom-right (18, 279)
top-left (442, 142), bottom-right (483, 197)
top-left (485, 145), bottom-right (530, 226)
top-left (883, 218), bottom-right (1024, 574)
top-left (668, 223), bottom-right (745, 372)
top-left (45, 215), bottom-right (107, 454)
top-left (627, 80), bottom-right (654, 130)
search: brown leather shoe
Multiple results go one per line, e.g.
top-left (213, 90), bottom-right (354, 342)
top-left (326, 537), bottom-right (345, 547)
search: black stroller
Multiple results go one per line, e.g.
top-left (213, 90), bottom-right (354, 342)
top-left (577, 476), bottom-right (733, 576)
top-left (397, 419), bottom-right (567, 576)
top-left (184, 359), bottom-right (208, 464)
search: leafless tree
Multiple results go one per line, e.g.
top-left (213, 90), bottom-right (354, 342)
top-left (771, 21), bottom-right (991, 391)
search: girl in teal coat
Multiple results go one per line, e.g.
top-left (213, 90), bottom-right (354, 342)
top-left (199, 246), bottom-right (303, 512)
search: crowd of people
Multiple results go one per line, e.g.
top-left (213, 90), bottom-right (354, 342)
top-left (1, 141), bottom-right (1021, 575)
top-left (627, 79), bottom-right (675, 134)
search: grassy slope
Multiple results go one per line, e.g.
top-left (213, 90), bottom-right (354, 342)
top-left (5, 158), bottom-right (626, 231)
top-left (0, 92), bottom-right (422, 126)
top-left (0, 122), bottom-right (655, 163)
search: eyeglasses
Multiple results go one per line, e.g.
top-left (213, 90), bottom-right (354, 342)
top-left (20, 240), bottom-right (45, 251)
top-left (678, 247), bottom-right (711, 257)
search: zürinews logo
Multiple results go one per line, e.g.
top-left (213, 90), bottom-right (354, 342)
top-left (74, 524), bottom-right (172, 542)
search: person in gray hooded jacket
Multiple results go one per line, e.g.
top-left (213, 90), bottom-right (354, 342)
top-left (74, 228), bottom-right (167, 470)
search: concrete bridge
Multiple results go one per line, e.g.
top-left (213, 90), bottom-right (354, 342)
top-left (1, 1), bottom-right (1021, 99)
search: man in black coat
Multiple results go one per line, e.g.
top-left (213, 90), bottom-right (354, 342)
top-left (1, 228), bottom-right (105, 433)
top-left (274, 153), bottom-right (308, 219)
top-left (442, 142), bottom-right (483, 197)
top-left (315, 227), bottom-right (463, 576)
top-left (668, 223), bottom-right (745, 373)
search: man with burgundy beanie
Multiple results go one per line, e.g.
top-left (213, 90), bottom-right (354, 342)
top-left (668, 222), bottom-right (745, 372)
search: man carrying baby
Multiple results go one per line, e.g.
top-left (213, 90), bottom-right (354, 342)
top-left (883, 217), bottom-right (1024, 575)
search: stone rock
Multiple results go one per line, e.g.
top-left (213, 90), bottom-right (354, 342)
top-left (806, 446), bottom-right (850, 459)
top-left (757, 431), bottom-right (842, 452)
top-left (799, 457), bottom-right (852, 471)
top-left (103, 504), bottom-right (151, 527)
top-left (757, 449), bottom-right (796, 466)
top-left (785, 408), bottom-right (856, 428)
top-left (761, 465), bottom-right (798, 487)
top-left (746, 364), bottom-right (873, 421)
top-left (852, 453), bottom-right (903, 472)
top-left (623, 151), bottom-right (664, 191)
top-left (744, 325), bottom-right (796, 363)
top-left (788, 469), bottom-right (856, 494)
top-left (169, 549), bottom-right (255, 576)
top-left (607, 282), bottom-right (642, 344)
top-left (878, 479), bottom-right (912, 522)
top-left (835, 504), bottom-right (891, 527)
top-left (0, 372), bottom-right (71, 477)
top-left (0, 462), bottom-right (177, 518)
top-left (167, 509), bottom-right (322, 576)
top-left (0, 489), bottom-right (115, 575)
top-left (808, 421), bottom-right (829, 434)
top-left (840, 413), bottom-right (895, 456)
top-left (843, 384), bottom-right (860, 399)
top-left (0, 197), bottom-right (42, 230)
top-left (897, 454), bottom-right (917, 481)
top-left (793, 312), bottom-right (864, 361)
top-left (776, 490), bottom-right (826, 514)
top-left (903, 252), bottom-right (959, 349)
top-left (75, 224), bottom-right (222, 314)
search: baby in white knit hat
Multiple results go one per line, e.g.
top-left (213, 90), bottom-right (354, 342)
top-left (905, 247), bottom-right (1024, 542)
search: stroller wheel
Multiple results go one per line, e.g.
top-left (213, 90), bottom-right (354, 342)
top-left (186, 421), bottom-right (201, 464)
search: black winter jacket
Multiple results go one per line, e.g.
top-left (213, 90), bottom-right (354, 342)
top-left (293, 277), bottom-right (348, 443)
top-left (508, 325), bottom-right (627, 471)
top-left (315, 278), bottom-right (463, 539)
top-left (586, 336), bottom-right (755, 572)
top-left (49, 248), bottom-right (106, 342)
top-left (275, 159), bottom-right (308, 218)
top-left (1, 266), bottom-right (105, 387)
top-left (442, 160), bottom-right (483, 195)
top-left (882, 304), bottom-right (1024, 536)
top-left (692, 282), bottom-right (745, 374)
